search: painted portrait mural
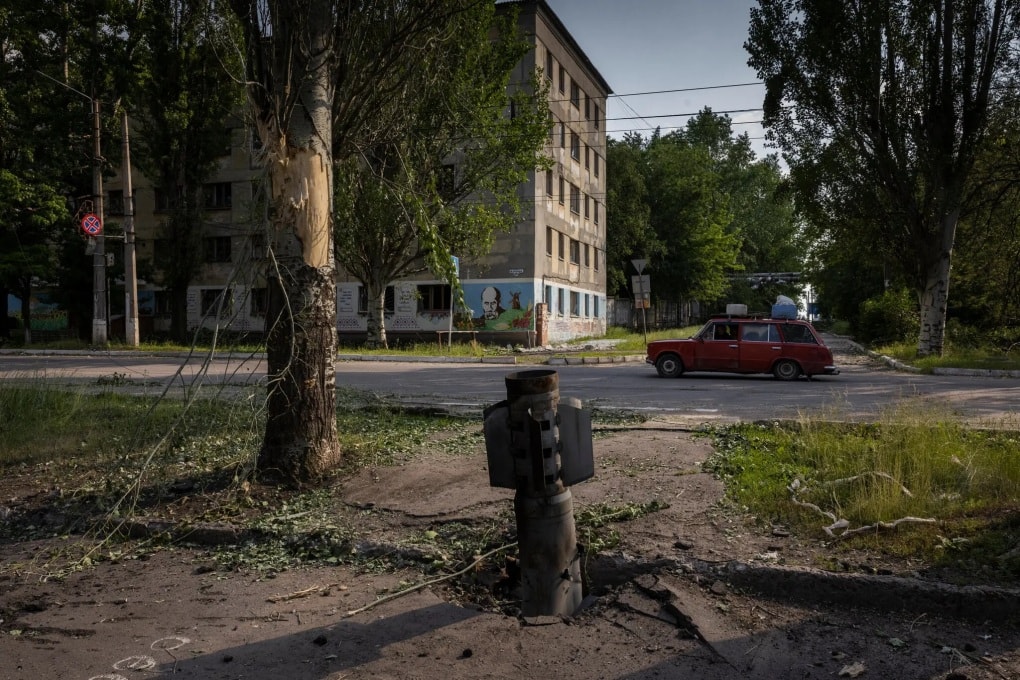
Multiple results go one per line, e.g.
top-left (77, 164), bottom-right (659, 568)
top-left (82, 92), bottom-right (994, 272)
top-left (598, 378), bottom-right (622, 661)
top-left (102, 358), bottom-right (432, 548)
top-left (460, 282), bottom-right (534, 332)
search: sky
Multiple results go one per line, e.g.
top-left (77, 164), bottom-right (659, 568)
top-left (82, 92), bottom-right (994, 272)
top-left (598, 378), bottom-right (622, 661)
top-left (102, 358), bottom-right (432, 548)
top-left (542, 0), bottom-right (774, 160)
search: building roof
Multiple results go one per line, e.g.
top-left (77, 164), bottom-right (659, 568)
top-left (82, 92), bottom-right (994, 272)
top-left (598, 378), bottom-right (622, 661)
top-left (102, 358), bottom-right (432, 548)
top-left (496, 0), bottom-right (613, 96)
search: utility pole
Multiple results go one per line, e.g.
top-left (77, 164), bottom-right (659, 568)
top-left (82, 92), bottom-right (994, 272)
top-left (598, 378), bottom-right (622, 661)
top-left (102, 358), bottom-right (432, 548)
top-left (121, 108), bottom-right (138, 346)
top-left (92, 97), bottom-right (108, 346)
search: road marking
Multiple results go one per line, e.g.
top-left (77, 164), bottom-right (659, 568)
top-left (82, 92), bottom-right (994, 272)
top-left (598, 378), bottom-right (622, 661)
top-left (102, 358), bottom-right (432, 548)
top-left (151, 636), bottom-right (191, 651)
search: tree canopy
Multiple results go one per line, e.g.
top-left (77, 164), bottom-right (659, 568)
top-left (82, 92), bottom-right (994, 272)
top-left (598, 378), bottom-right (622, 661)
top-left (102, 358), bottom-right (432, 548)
top-left (332, 2), bottom-right (550, 348)
top-left (747, 0), bottom-right (1020, 355)
top-left (605, 111), bottom-right (800, 317)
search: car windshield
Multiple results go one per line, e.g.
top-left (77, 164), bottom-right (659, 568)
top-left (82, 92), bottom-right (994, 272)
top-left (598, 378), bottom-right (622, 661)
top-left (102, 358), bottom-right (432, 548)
top-left (694, 321), bottom-right (714, 339)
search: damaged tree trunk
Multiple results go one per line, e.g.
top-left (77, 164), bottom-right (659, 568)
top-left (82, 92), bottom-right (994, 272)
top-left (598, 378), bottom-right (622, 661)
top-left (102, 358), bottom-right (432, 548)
top-left (232, 0), bottom-right (341, 484)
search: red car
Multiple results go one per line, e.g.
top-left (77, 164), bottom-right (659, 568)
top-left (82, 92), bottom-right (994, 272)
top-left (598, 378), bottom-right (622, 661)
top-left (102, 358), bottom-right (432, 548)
top-left (646, 316), bottom-right (840, 380)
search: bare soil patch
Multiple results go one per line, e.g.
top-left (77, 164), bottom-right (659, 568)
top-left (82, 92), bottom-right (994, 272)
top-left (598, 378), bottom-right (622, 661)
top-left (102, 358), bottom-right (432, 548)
top-left (3, 417), bottom-right (1020, 679)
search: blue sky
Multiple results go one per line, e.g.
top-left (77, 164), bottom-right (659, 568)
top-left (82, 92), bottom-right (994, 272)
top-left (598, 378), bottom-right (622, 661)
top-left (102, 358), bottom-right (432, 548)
top-left (544, 0), bottom-right (773, 159)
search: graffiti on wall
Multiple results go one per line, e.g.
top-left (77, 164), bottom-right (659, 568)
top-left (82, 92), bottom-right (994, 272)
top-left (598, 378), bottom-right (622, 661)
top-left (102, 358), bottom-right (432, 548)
top-left (461, 283), bottom-right (534, 331)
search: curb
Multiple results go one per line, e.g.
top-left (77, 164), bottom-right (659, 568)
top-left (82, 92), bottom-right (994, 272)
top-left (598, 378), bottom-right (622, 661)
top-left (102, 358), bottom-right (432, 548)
top-left (831, 335), bottom-right (1020, 379)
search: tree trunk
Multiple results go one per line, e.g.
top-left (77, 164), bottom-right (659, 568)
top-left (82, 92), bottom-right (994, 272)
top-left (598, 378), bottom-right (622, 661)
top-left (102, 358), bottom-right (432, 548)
top-left (255, 4), bottom-right (340, 484)
top-left (364, 280), bottom-right (388, 349)
top-left (19, 280), bottom-right (32, 345)
top-left (170, 285), bottom-right (189, 343)
top-left (917, 211), bottom-right (959, 357)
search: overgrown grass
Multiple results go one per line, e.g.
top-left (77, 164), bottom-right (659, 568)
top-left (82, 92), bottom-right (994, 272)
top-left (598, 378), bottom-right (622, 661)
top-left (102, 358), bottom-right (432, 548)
top-left (873, 341), bottom-right (1020, 372)
top-left (704, 404), bottom-right (1020, 578)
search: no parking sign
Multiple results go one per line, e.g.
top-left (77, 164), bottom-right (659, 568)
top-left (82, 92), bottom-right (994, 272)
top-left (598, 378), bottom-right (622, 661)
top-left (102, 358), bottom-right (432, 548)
top-left (81, 213), bottom-right (102, 236)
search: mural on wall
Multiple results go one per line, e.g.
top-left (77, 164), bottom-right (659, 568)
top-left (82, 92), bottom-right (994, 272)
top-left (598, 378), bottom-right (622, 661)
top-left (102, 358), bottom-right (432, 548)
top-left (6, 292), bottom-right (68, 330)
top-left (461, 282), bottom-right (534, 331)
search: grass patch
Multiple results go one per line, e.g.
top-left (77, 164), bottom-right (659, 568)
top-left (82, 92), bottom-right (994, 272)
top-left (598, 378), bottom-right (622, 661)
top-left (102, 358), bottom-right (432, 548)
top-left (873, 341), bottom-right (1020, 372)
top-left (703, 405), bottom-right (1020, 580)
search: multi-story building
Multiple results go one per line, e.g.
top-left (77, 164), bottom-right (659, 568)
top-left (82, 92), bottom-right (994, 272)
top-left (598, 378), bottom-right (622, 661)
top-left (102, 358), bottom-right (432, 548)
top-left (105, 0), bottom-right (610, 346)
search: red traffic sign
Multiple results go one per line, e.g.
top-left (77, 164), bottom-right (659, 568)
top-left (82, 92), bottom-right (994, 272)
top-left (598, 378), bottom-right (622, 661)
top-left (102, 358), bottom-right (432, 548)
top-left (81, 213), bottom-right (102, 236)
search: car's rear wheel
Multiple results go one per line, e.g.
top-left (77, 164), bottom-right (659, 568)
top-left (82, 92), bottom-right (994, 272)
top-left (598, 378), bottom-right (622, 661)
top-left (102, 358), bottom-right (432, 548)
top-left (655, 353), bottom-right (683, 378)
top-left (773, 359), bottom-right (802, 381)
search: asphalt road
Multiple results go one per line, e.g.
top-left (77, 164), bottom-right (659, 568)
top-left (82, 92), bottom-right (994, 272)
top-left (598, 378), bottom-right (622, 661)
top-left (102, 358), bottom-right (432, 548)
top-left (1, 345), bottom-right (1018, 426)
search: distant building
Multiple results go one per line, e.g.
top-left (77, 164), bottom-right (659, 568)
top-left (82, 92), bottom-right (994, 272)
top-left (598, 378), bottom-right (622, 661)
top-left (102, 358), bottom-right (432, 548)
top-left (105, 0), bottom-right (610, 345)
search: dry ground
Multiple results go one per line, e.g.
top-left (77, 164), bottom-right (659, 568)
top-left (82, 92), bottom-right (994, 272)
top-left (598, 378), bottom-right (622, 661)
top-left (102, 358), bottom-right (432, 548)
top-left (3, 418), bottom-right (1020, 680)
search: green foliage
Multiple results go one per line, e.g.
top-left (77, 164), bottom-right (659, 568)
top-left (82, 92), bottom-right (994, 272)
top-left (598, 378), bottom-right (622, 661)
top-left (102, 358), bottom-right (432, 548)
top-left (130, 0), bottom-right (243, 342)
top-left (747, 0), bottom-right (1020, 355)
top-left (704, 411), bottom-right (1020, 574)
top-left (333, 2), bottom-right (550, 348)
top-left (855, 289), bottom-right (918, 345)
top-left (605, 111), bottom-right (802, 307)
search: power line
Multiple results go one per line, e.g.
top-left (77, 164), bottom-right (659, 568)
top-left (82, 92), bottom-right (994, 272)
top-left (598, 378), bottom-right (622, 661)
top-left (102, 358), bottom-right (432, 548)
top-left (608, 82), bottom-right (764, 99)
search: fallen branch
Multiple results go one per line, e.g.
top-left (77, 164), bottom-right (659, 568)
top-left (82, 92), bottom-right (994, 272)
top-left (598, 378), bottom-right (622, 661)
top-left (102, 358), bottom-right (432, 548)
top-left (788, 477), bottom-right (936, 539)
top-left (267, 583), bottom-right (344, 603)
top-left (344, 544), bottom-right (513, 618)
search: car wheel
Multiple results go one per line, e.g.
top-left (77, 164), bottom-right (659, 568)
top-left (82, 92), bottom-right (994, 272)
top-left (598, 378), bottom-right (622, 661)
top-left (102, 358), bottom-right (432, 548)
top-left (655, 353), bottom-right (683, 378)
top-left (773, 359), bottom-right (802, 381)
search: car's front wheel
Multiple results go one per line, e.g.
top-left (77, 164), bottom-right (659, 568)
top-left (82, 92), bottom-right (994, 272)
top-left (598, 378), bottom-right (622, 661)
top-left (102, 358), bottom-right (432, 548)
top-left (655, 353), bottom-right (684, 378)
top-left (772, 359), bottom-right (802, 381)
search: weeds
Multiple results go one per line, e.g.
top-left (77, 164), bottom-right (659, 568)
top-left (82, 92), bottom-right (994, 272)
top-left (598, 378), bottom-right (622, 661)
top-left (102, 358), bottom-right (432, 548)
top-left (703, 405), bottom-right (1020, 579)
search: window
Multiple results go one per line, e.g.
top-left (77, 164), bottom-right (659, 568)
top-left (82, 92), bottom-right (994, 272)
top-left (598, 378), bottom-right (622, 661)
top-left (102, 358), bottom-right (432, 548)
top-left (249, 287), bottom-right (268, 317)
top-left (742, 323), bottom-right (779, 342)
top-left (153, 187), bottom-right (179, 213)
top-left (585, 144), bottom-right (590, 169)
top-left (509, 99), bottom-right (517, 119)
top-left (584, 194), bottom-right (590, 219)
top-left (594, 153), bottom-right (600, 178)
top-left (593, 201), bottom-right (600, 225)
top-left (107, 190), bottom-right (124, 216)
top-left (594, 296), bottom-right (601, 317)
top-left (560, 123), bottom-right (566, 148)
top-left (558, 177), bottom-right (565, 205)
top-left (594, 104), bottom-right (600, 131)
top-left (570, 132), bottom-right (580, 161)
top-left (545, 285), bottom-right (553, 312)
top-left (152, 290), bottom-right (171, 316)
top-left (438, 164), bottom-right (455, 200)
top-left (710, 322), bottom-right (740, 341)
top-left (546, 226), bottom-right (554, 256)
top-left (781, 323), bottom-right (819, 344)
top-left (558, 65), bottom-right (565, 93)
top-left (203, 236), bottom-right (232, 263)
top-left (417, 284), bottom-right (451, 312)
top-left (545, 170), bottom-right (554, 197)
top-left (558, 288), bottom-right (566, 315)
top-left (570, 81), bottom-right (580, 108)
top-left (545, 50), bottom-right (553, 83)
top-left (594, 248), bottom-right (600, 272)
top-left (358, 286), bottom-right (395, 314)
top-left (152, 238), bottom-right (171, 268)
top-left (584, 94), bottom-right (590, 120)
top-left (569, 183), bottom-right (580, 214)
top-left (201, 288), bottom-right (232, 317)
top-left (584, 243), bottom-right (591, 267)
top-left (204, 182), bottom-right (232, 210)
top-left (548, 117), bottom-right (556, 145)
top-left (558, 232), bottom-right (565, 260)
top-left (250, 233), bottom-right (266, 261)
top-left (585, 294), bottom-right (591, 317)
top-left (570, 290), bottom-right (580, 316)
top-left (569, 238), bottom-right (580, 264)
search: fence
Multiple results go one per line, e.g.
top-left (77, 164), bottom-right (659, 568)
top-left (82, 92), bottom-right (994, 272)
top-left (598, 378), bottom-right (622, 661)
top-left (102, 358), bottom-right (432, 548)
top-left (607, 297), bottom-right (703, 330)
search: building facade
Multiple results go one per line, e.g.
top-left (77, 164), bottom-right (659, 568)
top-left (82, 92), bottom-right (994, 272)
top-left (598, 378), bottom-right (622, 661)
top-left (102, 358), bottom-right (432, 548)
top-left (104, 0), bottom-right (610, 346)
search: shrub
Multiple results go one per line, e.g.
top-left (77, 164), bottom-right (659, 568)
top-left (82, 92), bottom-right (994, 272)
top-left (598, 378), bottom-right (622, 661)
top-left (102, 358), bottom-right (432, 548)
top-left (856, 289), bottom-right (918, 345)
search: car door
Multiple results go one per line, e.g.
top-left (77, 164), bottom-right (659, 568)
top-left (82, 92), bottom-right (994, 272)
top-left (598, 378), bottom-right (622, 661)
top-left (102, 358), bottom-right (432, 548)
top-left (738, 322), bottom-right (776, 373)
top-left (693, 321), bottom-right (740, 371)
